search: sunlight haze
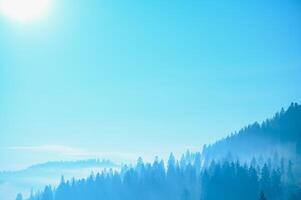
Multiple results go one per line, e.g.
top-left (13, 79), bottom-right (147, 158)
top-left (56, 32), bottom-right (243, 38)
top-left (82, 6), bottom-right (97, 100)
top-left (0, 0), bottom-right (300, 171)
top-left (0, 0), bottom-right (50, 23)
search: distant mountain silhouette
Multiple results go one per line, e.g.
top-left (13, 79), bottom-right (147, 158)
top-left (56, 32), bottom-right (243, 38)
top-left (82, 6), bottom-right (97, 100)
top-left (27, 159), bottom-right (118, 170)
top-left (202, 103), bottom-right (301, 162)
top-left (1, 159), bottom-right (119, 177)
top-left (0, 159), bottom-right (120, 200)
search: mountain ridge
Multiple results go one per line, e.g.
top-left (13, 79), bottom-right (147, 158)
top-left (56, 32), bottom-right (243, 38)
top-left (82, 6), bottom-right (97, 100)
top-left (202, 102), bottom-right (301, 162)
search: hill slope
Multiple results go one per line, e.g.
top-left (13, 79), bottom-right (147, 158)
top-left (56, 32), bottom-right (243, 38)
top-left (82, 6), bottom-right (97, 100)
top-left (202, 103), bottom-right (301, 162)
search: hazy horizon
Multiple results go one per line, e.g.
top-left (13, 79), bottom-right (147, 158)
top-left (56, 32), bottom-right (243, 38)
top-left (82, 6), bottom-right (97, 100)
top-left (1, 0), bottom-right (301, 171)
top-left (0, 102), bottom-right (299, 171)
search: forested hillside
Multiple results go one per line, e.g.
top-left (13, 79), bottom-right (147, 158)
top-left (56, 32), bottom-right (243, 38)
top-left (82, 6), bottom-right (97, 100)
top-left (202, 103), bottom-right (301, 162)
top-left (23, 153), bottom-right (300, 200)
top-left (17, 103), bottom-right (301, 200)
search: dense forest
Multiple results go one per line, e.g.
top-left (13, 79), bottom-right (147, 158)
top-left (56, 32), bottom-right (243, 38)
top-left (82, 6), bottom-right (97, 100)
top-left (17, 103), bottom-right (301, 200)
top-left (203, 103), bottom-right (301, 162)
top-left (18, 154), bottom-right (300, 200)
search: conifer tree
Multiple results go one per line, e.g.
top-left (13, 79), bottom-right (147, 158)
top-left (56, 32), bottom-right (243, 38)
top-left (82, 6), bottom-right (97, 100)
top-left (259, 191), bottom-right (266, 200)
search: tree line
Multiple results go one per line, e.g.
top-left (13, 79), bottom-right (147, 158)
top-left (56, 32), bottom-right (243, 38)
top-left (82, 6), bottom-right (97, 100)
top-left (19, 152), bottom-right (300, 200)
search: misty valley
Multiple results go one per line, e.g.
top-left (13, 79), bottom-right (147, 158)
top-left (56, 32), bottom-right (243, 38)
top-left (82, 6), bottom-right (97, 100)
top-left (1, 103), bottom-right (300, 200)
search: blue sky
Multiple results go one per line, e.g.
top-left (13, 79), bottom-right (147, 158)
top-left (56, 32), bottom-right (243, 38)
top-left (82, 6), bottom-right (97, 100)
top-left (0, 0), bottom-right (301, 170)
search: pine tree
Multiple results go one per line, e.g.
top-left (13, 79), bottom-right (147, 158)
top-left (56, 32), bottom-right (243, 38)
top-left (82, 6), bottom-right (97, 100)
top-left (260, 164), bottom-right (271, 197)
top-left (287, 160), bottom-right (294, 184)
top-left (259, 191), bottom-right (267, 200)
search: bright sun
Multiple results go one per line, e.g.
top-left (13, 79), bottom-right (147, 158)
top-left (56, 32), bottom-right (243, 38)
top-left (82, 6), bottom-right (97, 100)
top-left (0, 0), bottom-right (50, 23)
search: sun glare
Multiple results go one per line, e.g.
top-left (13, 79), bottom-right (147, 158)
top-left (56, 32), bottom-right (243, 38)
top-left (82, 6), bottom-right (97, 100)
top-left (0, 0), bottom-right (50, 23)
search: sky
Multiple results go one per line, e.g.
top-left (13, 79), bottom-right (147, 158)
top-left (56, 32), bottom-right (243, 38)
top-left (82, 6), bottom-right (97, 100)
top-left (0, 0), bottom-right (301, 170)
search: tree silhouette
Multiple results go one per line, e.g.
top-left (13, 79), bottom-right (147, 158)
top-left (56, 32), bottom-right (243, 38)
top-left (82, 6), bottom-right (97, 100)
top-left (259, 191), bottom-right (267, 200)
